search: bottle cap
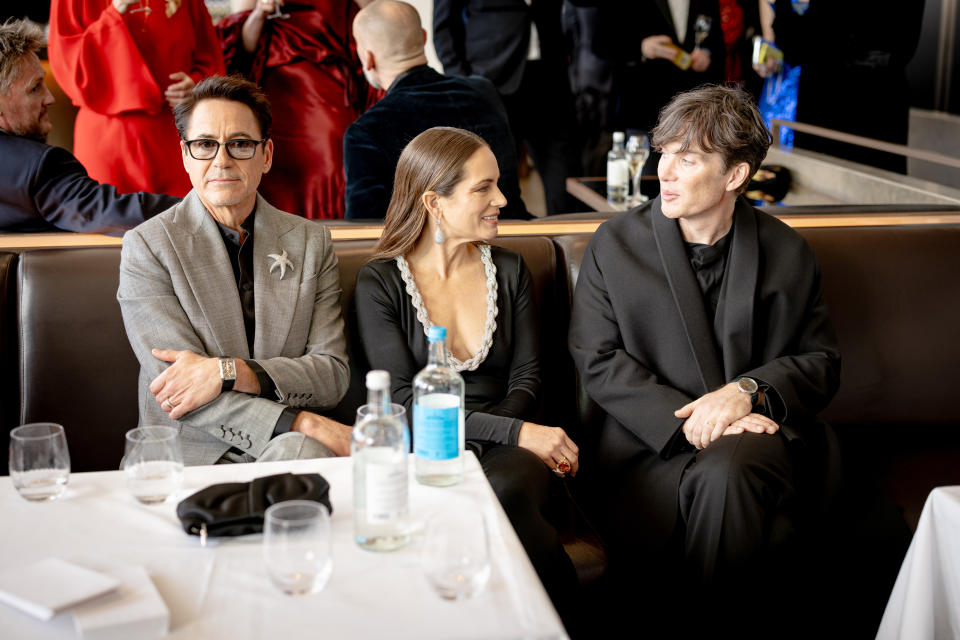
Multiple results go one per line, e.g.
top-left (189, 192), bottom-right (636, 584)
top-left (365, 370), bottom-right (390, 390)
top-left (427, 326), bottom-right (447, 341)
top-left (612, 131), bottom-right (625, 143)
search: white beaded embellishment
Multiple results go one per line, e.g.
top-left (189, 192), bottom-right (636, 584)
top-left (396, 244), bottom-right (499, 372)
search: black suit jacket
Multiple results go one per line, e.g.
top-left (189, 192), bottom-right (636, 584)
top-left (571, 0), bottom-right (725, 131)
top-left (569, 196), bottom-right (840, 547)
top-left (0, 132), bottom-right (179, 235)
top-left (343, 66), bottom-right (528, 220)
top-left (433, 0), bottom-right (567, 95)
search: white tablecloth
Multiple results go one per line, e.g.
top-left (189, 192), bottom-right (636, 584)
top-left (877, 486), bottom-right (960, 640)
top-left (0, 454), bottom-right (566, 639)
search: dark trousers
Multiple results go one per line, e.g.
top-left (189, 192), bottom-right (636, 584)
top-left (500, 61), bottom-right (581, 215)
top-left (478, 444), bottom-right (579, 626)
top-left (678, 431), bottom-right (797, 585)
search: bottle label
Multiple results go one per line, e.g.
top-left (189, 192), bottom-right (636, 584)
top-left (365, 458), bottom-right (408, 524)
top-left (607, 159), bottom-right (628, 188)
top-left (414, 399), bottom-right (459, 461)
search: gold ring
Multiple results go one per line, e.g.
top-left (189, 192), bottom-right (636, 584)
top-left (553, 457), bottom-right (571, 477)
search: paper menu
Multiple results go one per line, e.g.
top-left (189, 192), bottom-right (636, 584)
top-left (0, 558), bottom-right (120, 621)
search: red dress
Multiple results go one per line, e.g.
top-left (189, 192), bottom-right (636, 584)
top-left (49, 0), bottom-right (225, 197)
top-left (217, 0), bottom-right (378, 219)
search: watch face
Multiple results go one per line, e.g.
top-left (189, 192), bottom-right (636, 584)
top-left (220, 358), bottom-right (237, 380)
top-left (738, 377), bottom-right (758, 394)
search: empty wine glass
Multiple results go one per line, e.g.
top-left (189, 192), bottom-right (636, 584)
top-left (123, 426), bottom-right (183, 504)
top-left (9, 423), bottom-right (70, 502)
top-left (264, 501), bottom-right (333, 595)
top-left (422, 508), bottom-right (491, 600)
top-left (626, 134), bottom-right (650, 205)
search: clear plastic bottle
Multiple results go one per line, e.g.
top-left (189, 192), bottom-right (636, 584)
top-left (607, 131), bottom-right (629, 203)
top-left (353, 370), bottom-right (410, 551)
top-left (412, 326), bottom-right (465, 486)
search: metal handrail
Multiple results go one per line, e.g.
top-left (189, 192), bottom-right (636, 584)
top-left (770, 119), bottom-right (960, 170)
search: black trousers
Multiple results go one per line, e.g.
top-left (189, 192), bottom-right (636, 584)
top-left (477, 443), bottom-right (579, 623)
top-left (678, 431), bottom-right (798, 586)
top-left (500, 61), bottom-right (581, 215)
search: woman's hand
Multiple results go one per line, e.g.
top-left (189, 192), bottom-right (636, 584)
top-left (112, 0), bottom-right (137, 14)
top-left (242, 0), bottom-right (283, 53)
top-left (164, 72), bottom-right (195, 108)
top-left (517, 422), bottom-right (580, 477)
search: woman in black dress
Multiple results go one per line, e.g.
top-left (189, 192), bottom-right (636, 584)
top-left (355, 126), bottom-right (579, 616)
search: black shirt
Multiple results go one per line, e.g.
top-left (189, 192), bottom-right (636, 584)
top-left (215, 211), bottom-right (299, 436)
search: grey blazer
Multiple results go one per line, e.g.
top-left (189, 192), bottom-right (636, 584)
top-left (117, 191), bottom-right (349, 466)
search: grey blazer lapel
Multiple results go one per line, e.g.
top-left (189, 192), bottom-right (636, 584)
top-left (650, 196), bottom-right (725, 393)
top-left (168, 192), bottom-right (249, 359)
top-left (716, 198), bottom-right (759, 379)
top-left (252, 197), bottom-right (301, 359)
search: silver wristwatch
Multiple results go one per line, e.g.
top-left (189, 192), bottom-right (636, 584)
top-left (736, 377), bottom-right (760, 406)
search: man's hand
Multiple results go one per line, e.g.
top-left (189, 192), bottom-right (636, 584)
top-left (690, 48), bottom-right (711, 72)
top-left (291, 412), bottom-right (353, 457)
top-left (149, 349), bottom-right (221, 420)
top-left (675, 382), bottom-right (754, 450)
top-left (641, 35), bottom-right (676, 61)
top-left (164, 72), bottom-right (195, 108)
top-left (722, 413), bottom-right (780, 437)
top-left (517, 422), bottom-right (580, 476)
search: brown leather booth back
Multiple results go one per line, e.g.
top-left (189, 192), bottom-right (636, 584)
top-left (805, 225), bottom-right (960, 426)
top-left (1, 252), bottom-right (18, 475)
top-left (18, 249), bottom-right (139, 472)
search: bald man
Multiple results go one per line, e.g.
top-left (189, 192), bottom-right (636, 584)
top-left (343, 0), bottom-right (528, 220)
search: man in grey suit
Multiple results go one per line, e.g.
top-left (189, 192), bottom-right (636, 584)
top-left (118, 76), bottom-right (351, 466)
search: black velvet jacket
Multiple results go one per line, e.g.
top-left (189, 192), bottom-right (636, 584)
top-left (343, 66), bottom-right (528, 220)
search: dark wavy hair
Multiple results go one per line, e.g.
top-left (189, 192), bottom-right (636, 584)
top-left (650, 84), bottom-right (771, 193)
top-left (174, 75), bottom-right (272, 141)
top-left (369, 126), bottom-right (488, 262)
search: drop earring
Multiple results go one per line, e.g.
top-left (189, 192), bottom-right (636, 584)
top-left (433, 224), bottom-right (446, 244)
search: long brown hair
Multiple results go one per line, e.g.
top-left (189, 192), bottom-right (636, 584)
top-left (369, 126), bottom-right (488, 262)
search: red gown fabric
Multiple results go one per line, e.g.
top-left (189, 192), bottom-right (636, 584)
top-left (49, 0), bottom-right (225, 197)
top-left (217, 0), bottom-right (378, 219)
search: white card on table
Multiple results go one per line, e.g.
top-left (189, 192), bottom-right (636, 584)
top-left (72, 565), bottom-right (170, 640)
top-left (0, 558), bottom-right (120, 621)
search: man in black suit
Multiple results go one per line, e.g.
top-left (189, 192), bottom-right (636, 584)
top-left (344, 0), bottom-right (527, 220)
top-left (0, 19), bottom-right (178, 235)
top-left (433, 0), bottom-right (579, 214)
top-left (569, 85), bottom-right (840, 629)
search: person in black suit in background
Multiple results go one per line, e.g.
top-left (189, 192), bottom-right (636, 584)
top-left (344, 0), bottom-right (528, 220)
top-left (0, 19), bottom-right (178, 235)
top-left (433, 0), bottom-right (580, 214)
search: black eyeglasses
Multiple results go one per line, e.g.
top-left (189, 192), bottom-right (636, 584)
top-left (183, 138), bottom-right (266, 160)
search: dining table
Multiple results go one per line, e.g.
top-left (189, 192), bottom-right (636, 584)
top-left (0, 452), bottom-right (567, 639)
top-left (876, 486), bottom-right (960, 639)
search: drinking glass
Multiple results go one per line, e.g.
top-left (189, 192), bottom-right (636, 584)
top-left (356, 403), bottom-right (408, 451)
top-left (123, 426), bottom-right (183, 504)
top-left (264, 501), bottom-right (333, 595)
top-left (9, 423), bottom-right (70, 502)
top-left (626, 134), bottom-right (650, 205)
top-left (422, 508), bottom-right (491, 600)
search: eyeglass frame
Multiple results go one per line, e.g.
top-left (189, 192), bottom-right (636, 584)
top-left (181, 137), bottom-right (268, 161)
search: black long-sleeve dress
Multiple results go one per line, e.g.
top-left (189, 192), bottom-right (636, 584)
top-left (355, 244), bottom-right (578, 616)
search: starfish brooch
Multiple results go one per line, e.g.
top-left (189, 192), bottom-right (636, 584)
top-left (267, 249), bottom-right (295, 280)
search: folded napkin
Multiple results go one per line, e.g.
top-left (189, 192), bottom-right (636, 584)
top-left (0, 558), bottom-right (119, 621)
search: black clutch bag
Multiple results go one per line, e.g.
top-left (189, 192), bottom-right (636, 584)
top-left (176, 472), bottom-right (333, 540)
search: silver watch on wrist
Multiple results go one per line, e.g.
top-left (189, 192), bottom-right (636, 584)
top-left (736, 377), bottom-right (760, 406)
top-left (218, 357), bottom-right (236, 393)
